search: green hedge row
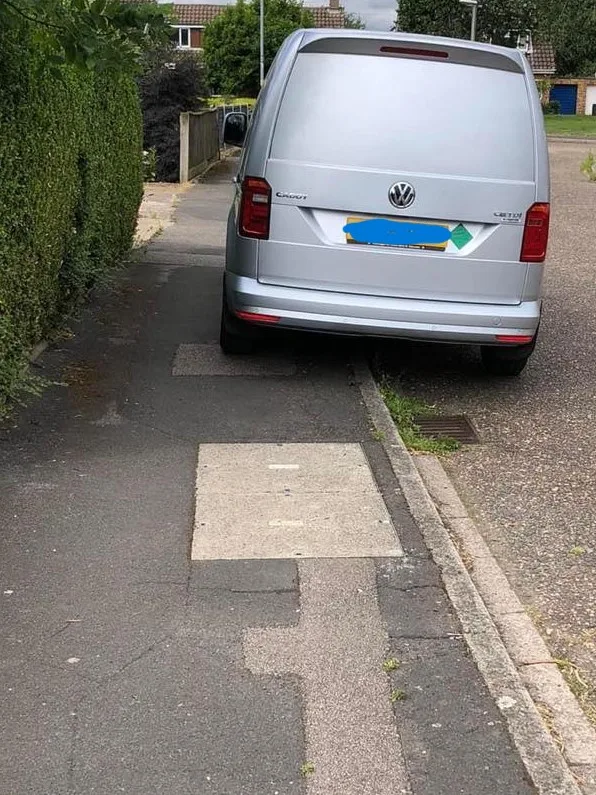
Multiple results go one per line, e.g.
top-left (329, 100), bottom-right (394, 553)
top-left (0, 21), bottom-right (143, 414)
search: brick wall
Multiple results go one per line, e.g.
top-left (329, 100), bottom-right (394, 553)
top-left (544, 78), bottom-right (596, 114)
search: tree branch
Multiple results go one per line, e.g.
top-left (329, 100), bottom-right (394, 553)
top-left (0, 0), bottom-right (67, 31)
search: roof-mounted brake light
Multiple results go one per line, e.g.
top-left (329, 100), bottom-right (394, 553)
top-left (380, 46), bottom-right (449, 59)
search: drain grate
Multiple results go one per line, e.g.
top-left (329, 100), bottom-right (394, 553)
top-left (413, 415), bottom-right (479, 445)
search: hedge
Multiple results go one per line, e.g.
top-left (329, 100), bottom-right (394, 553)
top-left (0, 20), bottom-right (143, 415)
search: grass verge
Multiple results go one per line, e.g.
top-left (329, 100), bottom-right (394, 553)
top-left (554, 658), bottom-right (596, 727)
top-left (545, 115), bottom-right (596, 138)
top-left (379, 386), bottom-right (460, 455)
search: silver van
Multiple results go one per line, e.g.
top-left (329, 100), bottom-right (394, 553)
top-left (221, 29), bottom-right (550, 375)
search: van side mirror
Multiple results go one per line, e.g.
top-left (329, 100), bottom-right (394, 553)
top-left (223, 112), bottom-right (247, 147)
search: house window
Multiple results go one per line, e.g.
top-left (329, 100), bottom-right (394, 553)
top-left (175, 26), bottom-right (203, 49)
top-left (179, 27), bottom-right (190, 48)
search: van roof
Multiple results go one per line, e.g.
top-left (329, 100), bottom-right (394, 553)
top-left (291, 28), bottom-right (529, 74)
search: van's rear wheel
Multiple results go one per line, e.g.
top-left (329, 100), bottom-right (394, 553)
top-left (481, 338), bottom-right (536, 377)
top-left (220, 291), bottom-right (257, 355)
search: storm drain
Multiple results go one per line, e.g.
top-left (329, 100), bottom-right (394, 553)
top-left (413, 415), bottom-right (479, 445)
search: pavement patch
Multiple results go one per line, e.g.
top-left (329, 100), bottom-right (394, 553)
top-left (192, 443), bottom-right (402, 560)
top-left (244, 558), bottom-right (410, 795)
top-left (172, 343), bottom-right (296, 376)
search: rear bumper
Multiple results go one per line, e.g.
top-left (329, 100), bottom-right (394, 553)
top-left (226, 273), bottom-right (541, 344)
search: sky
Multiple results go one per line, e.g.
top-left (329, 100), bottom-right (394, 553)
top-left (350, 0), bottom-right (395, 30)
top-left (158, 0), bottom-right (396, 32)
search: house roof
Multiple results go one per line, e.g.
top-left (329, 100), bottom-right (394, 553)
top-left (526, 42), bottom-right (556, 75)
top-left (172, 4), bottom-right (226, 24)
top-left (309, 5), bottom-right (344, 27)
top-left (172, 3), bottom-right (345, 28)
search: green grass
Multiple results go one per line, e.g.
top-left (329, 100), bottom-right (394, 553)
top-left (569, 545), bottom-right (587, 556)
top-left (380, 387), bottom-right (460, 455)
top-left (206, 96), bottom-right (256, 108)
top-left (390, 688), bottom-right (407, 703)
top-left (544, 115), bottom-right (596, 138)
top-left (554, 658), bottom-right (596, 726)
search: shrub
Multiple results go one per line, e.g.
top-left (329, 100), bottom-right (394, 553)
top-left (580, 151), bottom-right (596, 182)
top-left (143, 147), bottom-right (158, 182)
top-left (0, 20), bottom-right (143, 415)
top-left (138, 48), bottom-right (208, 182)
top-left (542, 100), bottom-right (561, 115)
top-left (536, 79), bottom-right (552, 103)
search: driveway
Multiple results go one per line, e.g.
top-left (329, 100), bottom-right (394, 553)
top-left (377, 140), bottom-right (596, 722)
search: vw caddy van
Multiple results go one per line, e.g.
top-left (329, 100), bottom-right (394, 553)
top-left (220, 29), bottom-right (550, 376)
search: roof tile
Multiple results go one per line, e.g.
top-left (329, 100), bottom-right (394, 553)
top-left (172, 2), bottom-right (344, 27)
top-left (527, 42), bottom-right (556, 75)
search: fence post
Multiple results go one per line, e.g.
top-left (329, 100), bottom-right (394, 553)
top-left (179, 111), bottom-right (190, 183)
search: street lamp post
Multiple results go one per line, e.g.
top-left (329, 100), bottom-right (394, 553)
top-left (259, 0), bottom-right (265, 87)
top-left (459, 0), bottom-right (478, 41)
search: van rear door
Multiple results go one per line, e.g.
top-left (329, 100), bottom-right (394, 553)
top-left (260, 37), bottom-right (540, 306)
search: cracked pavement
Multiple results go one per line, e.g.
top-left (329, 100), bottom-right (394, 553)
top-left (1, 159), bottom-right (537, 794)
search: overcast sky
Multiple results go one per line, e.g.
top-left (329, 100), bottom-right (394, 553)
top-left (350, 0), bottom-right (395, 31)
top-left (160, 0), bottom-right (396, 32)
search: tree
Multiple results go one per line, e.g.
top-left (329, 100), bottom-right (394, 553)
top-left (344, 12), bottom-right (365, 29)
top-left (0, 0), bottom-right (174, 71)
top-left (539, 0), bottom-right (596, 75)
top-left (203, 0), bottom-right (314, 97)
top-left (396, 0), bottom-right (537, 47)
top-left (395, 0), bottom-right (466, 38)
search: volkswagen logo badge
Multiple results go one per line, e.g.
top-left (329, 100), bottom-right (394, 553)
top-left (389, 182), bottom-right (416, 209)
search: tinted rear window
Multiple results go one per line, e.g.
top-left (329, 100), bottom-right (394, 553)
top-left (271, 52), bottom-right (535, 181)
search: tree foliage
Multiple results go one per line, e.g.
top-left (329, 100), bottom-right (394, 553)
top-left (0, 0), bottom-right (174, 71)
top-left (396, 0), bottom-right (467, 38)
top-left (539, 0), bottom-right (596, 76)
top-left (396, 0), bottom-right (537, 46)
top-left (344, 12), bottom-right (365, 29)
top-left (138, 46), bottom-right (208, 181)
top-left (395, 0), bottom-right (596, 75)
top-left (203, 0), bottom-right (314, 97)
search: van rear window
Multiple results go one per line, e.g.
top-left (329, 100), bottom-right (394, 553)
top-left (270, 52), bottom-right (535, 182)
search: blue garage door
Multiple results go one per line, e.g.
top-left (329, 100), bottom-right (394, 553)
top-left (550, 84), bottom-right (578, 115)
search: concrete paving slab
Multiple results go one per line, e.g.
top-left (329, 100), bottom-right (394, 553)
top-left (193, 443), bottom-right (402, 560)
top-left (197, 442), bottom-right (380, 494)
top-left (193, 491), bottom-right (400, 560)
top-left (134, 182), bottom-right (188, 247)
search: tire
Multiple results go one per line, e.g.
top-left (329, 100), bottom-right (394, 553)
top-left (481, 338), bottom-right (536, 377)
top-left (219, 290), bottom-right (256, 355)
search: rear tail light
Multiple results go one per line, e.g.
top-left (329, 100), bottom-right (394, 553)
top-left (520, 202), bottom-right (550, 263)
top-left (496, 334), bottom-right (534, 345)
top-left (235, 310), bottom-right (280, 324)
top-left (240, 177), bottom-right (271, 239)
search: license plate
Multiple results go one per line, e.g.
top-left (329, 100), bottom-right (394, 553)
top-left (344, 216), bottom-right (451, 251)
